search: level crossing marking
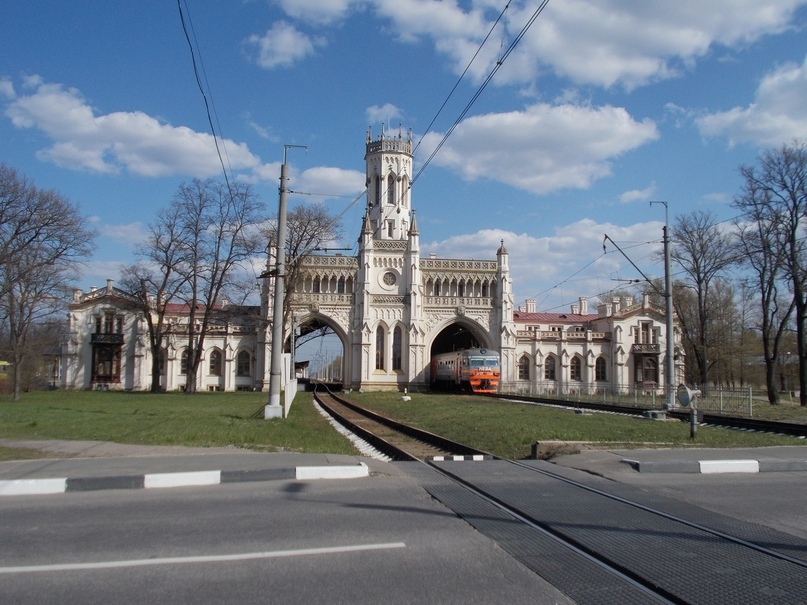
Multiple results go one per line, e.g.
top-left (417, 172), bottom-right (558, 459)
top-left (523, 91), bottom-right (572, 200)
top-left (0, 542), bottom-right (407, 574)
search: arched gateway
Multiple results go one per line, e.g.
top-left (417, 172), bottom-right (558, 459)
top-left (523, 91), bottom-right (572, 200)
top-left (265, 127), bottom-right (517, 391)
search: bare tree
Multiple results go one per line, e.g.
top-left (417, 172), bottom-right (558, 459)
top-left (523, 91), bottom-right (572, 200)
top-left (670, 209), bottom-right (738, 389)
top-left (261, 202), bottom-right (343, 350)
top-left (0, 165), bottom-right (96, 399)
top-left (733, 171), bottom-right (795, 402)
top-left (171, 179), bottom-right (264, 394)
top-left (737, 142), bottom-right (807, 405)
top-left (119, 203), bottom-right (193, 392)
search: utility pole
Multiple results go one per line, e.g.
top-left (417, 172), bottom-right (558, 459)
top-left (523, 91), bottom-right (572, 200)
top-left (266, 144), bottom-right (306, 419)
top-left (651, 201), bottom-right (676, 409)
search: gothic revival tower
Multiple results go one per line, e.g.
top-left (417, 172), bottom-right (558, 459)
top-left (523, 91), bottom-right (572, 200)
top-left (352, 126), bottom-right (420, 390)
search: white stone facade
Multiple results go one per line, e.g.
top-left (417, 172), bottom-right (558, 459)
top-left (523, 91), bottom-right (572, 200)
top-left (60, 128), bottom-right (680, 393)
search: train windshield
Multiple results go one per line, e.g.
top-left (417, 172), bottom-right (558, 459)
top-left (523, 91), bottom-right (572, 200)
top-left (469, 356), bottom-right (499, 368)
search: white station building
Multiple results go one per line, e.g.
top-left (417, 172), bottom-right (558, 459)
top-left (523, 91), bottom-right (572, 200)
top-left (61, 128), bottom-right (683, 394)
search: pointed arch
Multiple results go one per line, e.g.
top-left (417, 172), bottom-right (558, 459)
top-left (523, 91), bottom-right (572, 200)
top-left (392, 325), bottom-right (403, 371)
top-left (544, 355), bottom-right (556, 381)
top-left (518, 354), bottom-right (530, 380)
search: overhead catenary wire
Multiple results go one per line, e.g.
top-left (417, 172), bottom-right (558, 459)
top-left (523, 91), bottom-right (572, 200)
top-left (177, 0), bottom-right (235, 198)
top-left (412, 0), bottom-right (550, 187)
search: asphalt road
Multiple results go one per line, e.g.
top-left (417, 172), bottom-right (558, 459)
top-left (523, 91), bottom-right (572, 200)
top-left (0, 466), bottom-right (574, 605)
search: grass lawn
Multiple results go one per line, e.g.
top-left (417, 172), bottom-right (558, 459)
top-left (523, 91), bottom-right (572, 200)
top-left (341, 391), bottom-right (807, 460)
top-left (0, 389), bottom-right (804, 462)
top-left (0, 390), bottom-right (357, 461)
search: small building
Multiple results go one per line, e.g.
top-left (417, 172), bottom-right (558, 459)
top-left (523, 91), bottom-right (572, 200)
top-left (508, 294), bottom-right (684, 396)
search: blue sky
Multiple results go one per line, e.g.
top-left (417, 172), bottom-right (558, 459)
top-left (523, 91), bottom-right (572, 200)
top-left (3, 0), bottom-right (807, 315)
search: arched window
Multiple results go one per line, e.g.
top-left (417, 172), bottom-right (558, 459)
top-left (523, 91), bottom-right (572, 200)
top-left (181, 350), bottom-right (189, 375)
top-left (387, 173), bottom-right (395, 204)
top-left (392, 326), bottom-right (403, 371)
top-left (312, 277), bottom-right (320, 293)
top-left (209, 350), bottom-right (222, 376)
top-left (544, 356), bottom-right (556, 381)
top-left (595, 357), bottom-right (607, 381)
top-left (518, 355), bottom-right (530, 380)
top-left (375, 326), bottom-right (385, 370)
top-left (374, 175), bottom-right (381, 206)
top-left (570, 357), bottom-right (582, 381)
top-left (237, 350), bottom-right (251, 377)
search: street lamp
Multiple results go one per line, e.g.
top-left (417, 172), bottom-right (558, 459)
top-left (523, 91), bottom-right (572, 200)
top-left (650, 201), bottom-right (676, 409)
top-left (266, 144), bottom-right (307, 419)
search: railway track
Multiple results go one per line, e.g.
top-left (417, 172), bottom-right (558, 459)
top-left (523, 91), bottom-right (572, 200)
top-left (486, 392), bottom-right (807, 439)
top-left (313, 386), bottom-right (491, 461)
top-left (314, 385), bottom-right (807, 605)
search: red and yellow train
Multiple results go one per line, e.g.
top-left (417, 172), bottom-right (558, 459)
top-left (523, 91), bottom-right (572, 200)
top-left (429, 348), bottom-right (500, 394)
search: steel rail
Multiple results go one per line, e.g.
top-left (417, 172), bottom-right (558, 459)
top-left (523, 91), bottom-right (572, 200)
top-left (485, 392), bottom-right (807, 438)
top-left (318, 387), bottom-right (807, 603)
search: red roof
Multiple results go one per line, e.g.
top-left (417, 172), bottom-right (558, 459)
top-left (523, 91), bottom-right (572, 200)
top-left (513, 311), bottom-right (599, 324)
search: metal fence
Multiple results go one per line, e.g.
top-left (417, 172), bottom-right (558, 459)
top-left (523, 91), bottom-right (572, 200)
top-left (498, 381), bottom-right (755, 416)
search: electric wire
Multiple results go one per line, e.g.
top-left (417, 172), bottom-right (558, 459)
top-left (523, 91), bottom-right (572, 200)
top-left (412, 0), bottom-right (550, 187)
top-left (177, 0), bottom-right (235, 197)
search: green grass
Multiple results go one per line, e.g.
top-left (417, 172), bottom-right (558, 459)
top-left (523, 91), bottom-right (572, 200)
top-left (0, 390), bottom-right (357, 459)
top-left (341, 391), bottom-right (807, 460)
top-left (1, 389), bottom-right (804, 462)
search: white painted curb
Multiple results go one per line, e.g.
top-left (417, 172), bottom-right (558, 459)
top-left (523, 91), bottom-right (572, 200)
top-left (144, 471), bottom-right (222, 489)
top-left (296, 463), bottom-right (369, 480)
top-left (0, 478), bottom-right (66, 496)
top-left (698, 459), bottom-right (760, 474)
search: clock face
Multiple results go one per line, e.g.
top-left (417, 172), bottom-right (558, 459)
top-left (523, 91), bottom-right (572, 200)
top-left (383, 271), bottom-right (397, 286)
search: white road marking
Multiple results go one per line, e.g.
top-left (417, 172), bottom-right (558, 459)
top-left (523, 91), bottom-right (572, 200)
top-left (0, 542), bottom-right (407, 574)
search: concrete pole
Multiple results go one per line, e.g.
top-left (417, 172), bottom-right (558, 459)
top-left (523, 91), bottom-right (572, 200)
top-left (652, 201), bottom-right (676, 409)
top-left (663, 223), bottom-right (675, 408)
top-left (266, 145), bottom-right (306, 419)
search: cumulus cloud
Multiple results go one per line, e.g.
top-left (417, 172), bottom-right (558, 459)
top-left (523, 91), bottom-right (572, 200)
top-left (696, 55), bottom-right (807, 147)
top-left (275, 0), bottom-right (356, 25)
top-left (366, 103), bottom-right (404, 126)
top-left (4, 78), bottom-right (261, 177)
top-left (418, 103), bottom-right (659, 194)
top-left (313, 0), bottom-right (804, 90)
top-left (425, 218), bottom-right (664, 311)
top-left (244, 21), bottom-right (326, 69)
top-left (293, 166), bottom-right (366, 199)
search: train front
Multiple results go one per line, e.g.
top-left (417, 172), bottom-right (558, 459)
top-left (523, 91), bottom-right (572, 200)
top-left (467, 349), bottom-right (500, 393)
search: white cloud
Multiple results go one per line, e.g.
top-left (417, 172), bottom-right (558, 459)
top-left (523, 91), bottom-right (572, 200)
top-left (620, 183), bottom-right (657, 203)
top-left (366, 103), bottom-right (404, 126)
top-left (696, 55), bottom-right (807, 147)
top-left (0, 78), bottom-right (14, 99)
top-left (367, 0), bottom-right (806, 90)
top-left (4, 79), bottom-right (261, 177)
top-left (275, 0), bottom-right (356, 25)
top-left (98, 221), bottom-right (147, 247)
top-left (245, 21), bottom-right (325, 69)
top-left (77, 260), bottom-right (133, 291)
top-left (425, 218), bottom-right (665, 311)
top-left (293, 166), bottom-right (366, 199)
top-left (418, 103), bottom-right (659, 194)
